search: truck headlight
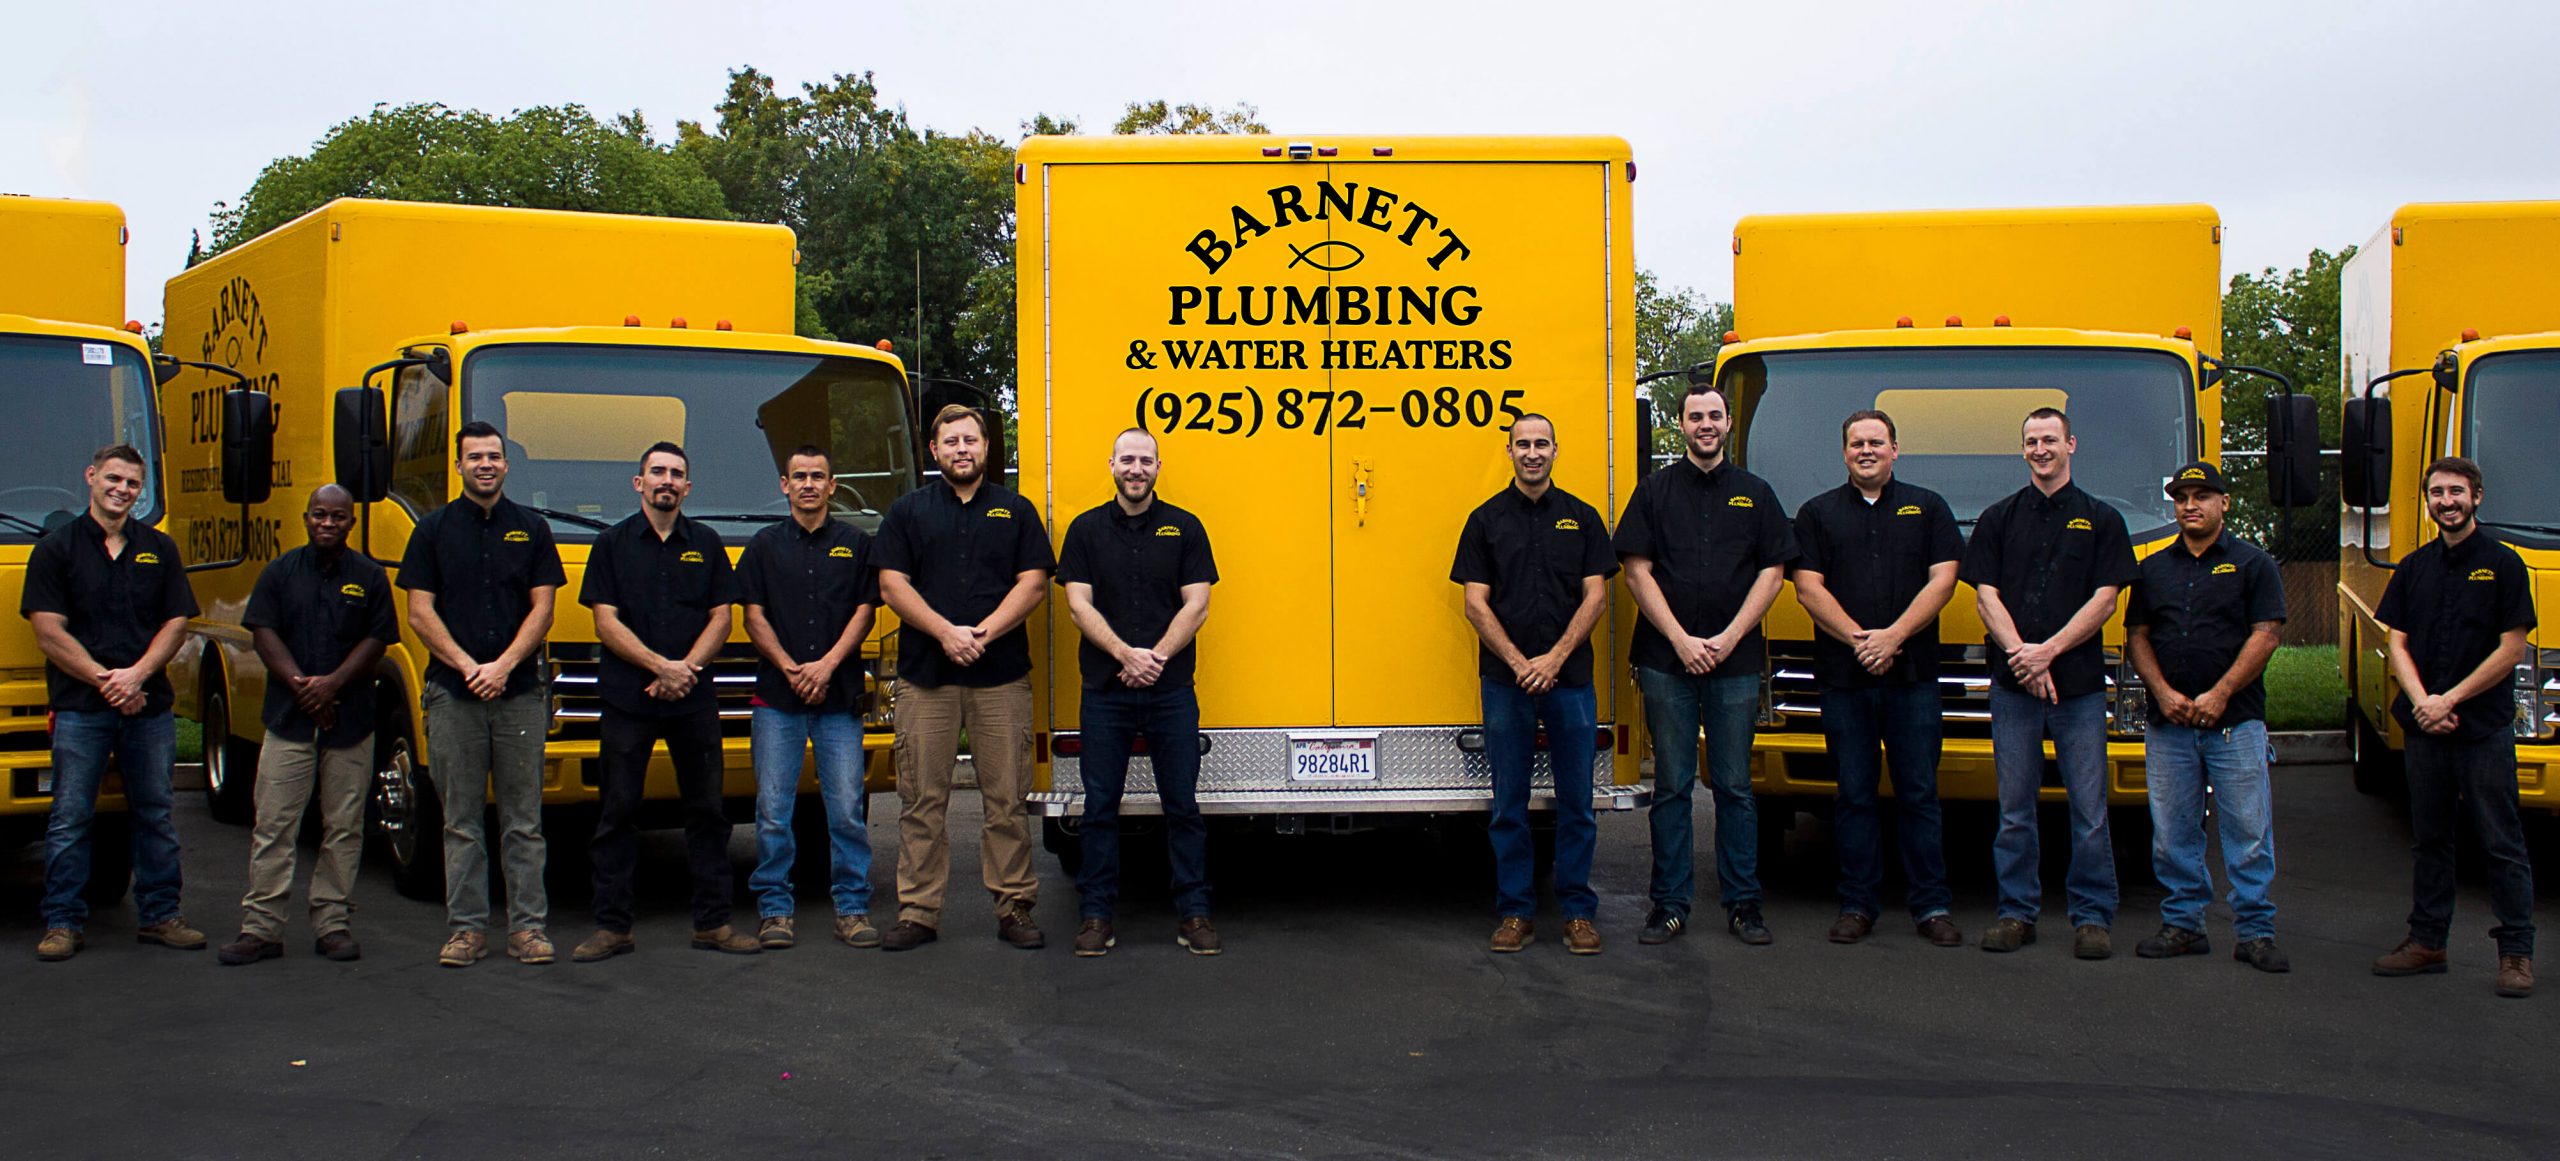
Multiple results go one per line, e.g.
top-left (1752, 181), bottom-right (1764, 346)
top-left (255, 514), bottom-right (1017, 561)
top-left (2108, 654), bottom-right (2147, 738)
top-left (2519, 650), bottom-right (2559, 741)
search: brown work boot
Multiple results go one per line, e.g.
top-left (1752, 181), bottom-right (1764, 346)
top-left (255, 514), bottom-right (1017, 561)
top-left (1564, 918), bottom-right (1603, 956)
top-left (2372, 938), bottom-right (2448, 977)
top-left (505, 929), bottom-right (553, 965)
top-left (1177, 915), bottom-right (1223, 956)
top-left (880, 919), bottom-right (938, 952)
top-left (2496, 955), bottom-right (2534, 998)
top-left (218, 932), bottom-right (283, 966)
top-left (834, 913), bottom-right (882, 949)
top-left (1489, 916), bottom-right (1535, 954)
top-left (136, 916), bottom-right (208, 950)
top-left (1916, 916), bottom-right (1965, 947)
top-left (438, 930), bottom-right (490, 968)
top-left (997, 903), bottom-right (1045, 950)
top-left (315, 930), bottom-right (363, 962)
top-left (1828, 913), bottom-right (1875, 944)
top-left (759, 915), bottom-right (796, 949)
top-left (35, 928), bottom-right (82, 961)
top-left (2073, 925), bottom-right (2114, 961)
top-left (1980, 916), bottom-right (2036, 953)
top-left (691, 925), bottom-right (762, 955)
top-left (571, 929), bottom-right (635, 963)
top-left (1074, 917), bottom-right (1117, 957)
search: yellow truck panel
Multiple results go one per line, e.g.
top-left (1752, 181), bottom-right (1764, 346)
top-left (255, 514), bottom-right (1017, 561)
top-left (0, 196), bottom-right (127, 329)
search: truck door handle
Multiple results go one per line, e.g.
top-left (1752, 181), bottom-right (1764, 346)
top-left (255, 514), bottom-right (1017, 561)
top-left (1351, 457), bottom-right (1374, 527)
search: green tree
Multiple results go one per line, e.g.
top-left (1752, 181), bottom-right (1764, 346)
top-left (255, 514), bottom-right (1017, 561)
top-left (2221, 245), bottom-right (2353, 546)
top-left (200, 102), bottom-right (728, 260)
top-left (1633, 269), bottom-right (1731, 457)
top-left (1110, 101), bottom-right (1268, 135)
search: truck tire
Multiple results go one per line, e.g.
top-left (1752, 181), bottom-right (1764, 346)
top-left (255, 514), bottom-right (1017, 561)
top-left (1043, 817), bottom-right (1085, 878)
top-left (2352, 715), bottom-right (2406, 800)
top-left (201, 679), bottom-right (257, 826)
top-left (372, 698), bottom-right (445, 901)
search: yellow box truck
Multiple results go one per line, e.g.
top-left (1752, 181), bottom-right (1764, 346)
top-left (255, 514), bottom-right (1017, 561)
top-left (1712, 205), bottom-right (2270, 825)
top-left (1013, 134), bottom-right (1650, 845)
top-left (2339, 202), bottom-right (2560, 803)
top-left (162, 198), bottom-right (923, 896)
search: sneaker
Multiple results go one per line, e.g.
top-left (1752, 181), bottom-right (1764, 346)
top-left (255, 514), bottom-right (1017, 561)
top-left (997, 904), bottom-right (1045, 950)
top-left (2135, 925), bottom-right (2209, 959)
top-left (1980, 917), bottom-right (2037, 953)
top-left (2496, 955), bottom-right (2534, 998)
top-left (438, 930), bottom-right (491, 968)
top-left (759, 916), bottom-right (796, 950)
top-left (2233, 937), bottom-right (2291, 974)
top-left (1828, 913), bottom-right (1874, 944)
top-left (217, 932), bottom-right (283, 966)
top-left (1489, 916), bottom-right (1534, 954)
top-left (35, 928), bottom-right (82, 961)
top-left (1728, 906), bottom-right (1773, 946)
top-left (504, 930), bottom-right (553, 965)
top-left (834, 913), bottom-right (882, 949)
top-left (1563, 918), bottom-right (1603, 956)
top-left (136, 916), bottom-right (208, 951)
top-left (1074, 917), bottom-right (1117, 957)
top-left (1177, 915), bottom-right (1222, 956)
top-left (314, 930), bottom-right (363, 962)
top-left (1638, 908), bottom-right (1686, 946)
top-left (1916, 916), bottom-right (1965, 948)
top-left (2074, 925), bottom-right (2113, 960)
top-left (2372, 938), bottom-right (2448, 977)
top-left (571, 929), bottom-right (636, 963)
top-left (880, 919), bottom-right (938, 952)
top-left (690, 925), bottom-right (762, 955)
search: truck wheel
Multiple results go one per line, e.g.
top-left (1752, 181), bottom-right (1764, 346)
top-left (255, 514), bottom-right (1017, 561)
top-left (1043, 818), bottom-right (1085, 878)
top-left (373, 699), bottom-right (445, 901)
top-left (2351, 715), bottom-right (2406, 800)
top-left (201, 680), bottom-right (257, 826)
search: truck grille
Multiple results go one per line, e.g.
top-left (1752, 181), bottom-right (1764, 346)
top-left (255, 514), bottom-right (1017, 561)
top-left (546, 642), bottom-right (764, 740)
top-left (1765, 641), bottom-right (2139, 740)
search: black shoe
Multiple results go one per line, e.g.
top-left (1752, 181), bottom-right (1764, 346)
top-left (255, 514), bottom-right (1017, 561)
top-left (880, 920), bottom-right (939, 952)
top-left (1637, 908), bottom-right (1686, 945)
top-left (2233, 937), bottom-right (2292, 974)
top-left (2135, 925), bottom-right (2209, 959)
top-left (1727, 906), bottom-right (1774, 946)
top-left (217, 933), bottom-right (283, 966)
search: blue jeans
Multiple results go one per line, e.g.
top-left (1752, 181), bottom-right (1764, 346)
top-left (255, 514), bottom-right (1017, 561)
top-left (1077, 684), bottom-right (1209, 919)
top-left (1482, 678), bottom-right (1598, 920)
top-left (1637, 667), bottom-right (1761, 918)
top-left (1823, 682), bottom-right (1953, 922)
top-left (2145, 720), bottom-right (2276, 940)
top-left (43, 710), bottom-right (181, 931)
top-left (749, 707), bottom-right (873, 918)
top-left (1990, 686), bottom-right (2116, 927)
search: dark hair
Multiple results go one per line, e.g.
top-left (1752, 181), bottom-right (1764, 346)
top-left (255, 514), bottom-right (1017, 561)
top-left (1110, 428), bottom-right (1157, 453)
top-left (930, 404), bottom-right (986, 441)
top-left (2423, 455), bottom-right (2483, 494)
top-left (1679, 382), bottom-right (1729, 415)
top-left (640, 440), bottom-right (689, 470)
top-left (1508, 412), bottom-right (1556, 440)
top-left (454, 420), bottom-right (504, 459)
top-left (1841, 409), bottom-right (1896, 444)
top-left (2022, 406), bottom-right (2071, 437)
top-left (783, 444), bottom-right (830, 473)
top-left (90, 444), bottom-right (145, 472)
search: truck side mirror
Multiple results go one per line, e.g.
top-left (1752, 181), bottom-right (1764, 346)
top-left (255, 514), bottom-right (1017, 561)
top-left (220, 390), bottom-right (274, 506)
top-left (334, 386), bottom-right (392, 504)
top-left (2431, 349), bottom-right (2459, 394)
top-left (1634, 397), bottom-right (1655, 456)
top-left (2341, 395), bottom-right (2392, 509)
top-left (152, 353), bottom-right (184, 387)
top-left (2264, 393), bottom-right (2320, 508)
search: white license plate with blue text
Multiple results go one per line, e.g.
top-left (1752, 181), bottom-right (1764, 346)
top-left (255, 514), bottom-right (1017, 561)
top-left (1288, 732), bottom-right (1379, 782)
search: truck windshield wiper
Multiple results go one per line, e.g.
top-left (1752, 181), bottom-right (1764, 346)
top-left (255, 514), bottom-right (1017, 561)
top-left (0, 512), bottom-right (52, 537)
top-left (688, 513), bottom-right (788, 525)
top-left (520, 505), bottom-right (613, 532)
top-left (2481, 520), bottom-right (2560, 536)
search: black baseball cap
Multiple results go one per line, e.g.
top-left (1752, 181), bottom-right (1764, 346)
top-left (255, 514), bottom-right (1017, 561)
top-left (2164, 461), bottom-right (2227, 497)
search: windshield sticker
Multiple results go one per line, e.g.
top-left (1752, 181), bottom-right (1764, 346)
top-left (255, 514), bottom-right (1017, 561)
top-left (81, 343), bottom-right (112, 365)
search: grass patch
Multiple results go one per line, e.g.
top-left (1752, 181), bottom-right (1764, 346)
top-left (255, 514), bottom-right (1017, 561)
top-left (176, 717), bottom-right (202, 763)
top-left (2264, 645), bottom-right (2347, 732)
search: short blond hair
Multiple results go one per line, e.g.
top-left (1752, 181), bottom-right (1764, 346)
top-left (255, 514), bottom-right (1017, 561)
top-left (930, 404), bottom-right (986, 442)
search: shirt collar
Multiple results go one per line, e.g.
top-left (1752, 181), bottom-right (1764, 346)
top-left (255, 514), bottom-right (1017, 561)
top-left (1677, 456), bottom-right (1729, 488)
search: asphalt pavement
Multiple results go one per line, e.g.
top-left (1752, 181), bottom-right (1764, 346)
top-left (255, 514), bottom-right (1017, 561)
top-left (2, 764), bottom-right (2555, 1160)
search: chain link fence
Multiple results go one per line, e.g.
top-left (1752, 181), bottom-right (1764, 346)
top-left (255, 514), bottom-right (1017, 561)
top-left (2220, 450), bottom-right (2340, 646)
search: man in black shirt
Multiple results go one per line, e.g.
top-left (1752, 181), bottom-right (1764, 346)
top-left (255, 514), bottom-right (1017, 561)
top-left (2371, 456), bottom-right (2537, 998)
top-left (1791, 410), bottom-right (1966, 948)
top-left (574, 441), bottom-right (754, 960)
top-left (400, 420), bottom-right (566, 968)
top-left (1960, 407), bottom-right (2136, 960)
top-left (1614, 383), bottom-right (1797, 947)
top-left (1057, 429), bottom-right (1221, 957)
top-left (1453, 415), bottom-right (1614, 956)
top-left (218, 485), bottom-right (397, 966)
top-left (875, 405), bottom-right (1055, 952)
top-left (2123, 462), bottom-right (2289, 972)
top-left (739, 445), bottom-right (882, 950)
top-left (23, 444), bottom-right (202, 961)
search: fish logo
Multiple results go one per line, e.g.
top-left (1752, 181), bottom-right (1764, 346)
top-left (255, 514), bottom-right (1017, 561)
top-left (1896, 505), bottom-right (1922, 516)
top-left (2067, 518), bottom-right (2093, 531)
top-left (134, 552), bottom-right (161, 564)
top-left (987, 508), bottom-right (1013, 520)
top-left (1286, 239), bottom-right (1365, 272)
top-left (829, 545), bottom-right (854, 558)
top-left (504, 530), bottom-right (531, 543)
top-left (340, 582), bottom-right (367, 597)
top-left (2469, 567), bottom-right (2497, 581)
top-left (2212, 563), bottom-right (2237, 575)
top-left (680, 550), bottom-right (705, 564)
top-left (1154, 525), bottom-right (1183, 537)
top-left (1726, 496), bottom-right (1754, 509)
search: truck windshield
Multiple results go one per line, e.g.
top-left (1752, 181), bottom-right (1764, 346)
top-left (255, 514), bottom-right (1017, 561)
top-left (0, 334), bottom-right (163, 539)
top-left (461, 344), bottom-right (916, 539)
top-left (1723, 346), bottom-right (2195, 539)
top-left (2463, 349), bottom-right (2560, 543)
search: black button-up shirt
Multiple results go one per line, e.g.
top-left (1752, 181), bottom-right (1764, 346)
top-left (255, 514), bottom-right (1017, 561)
top-left (2124, 533), bottom-right (2287, 727)
top-left (1450, 484), bottom-right (1617, 687)
top-left (1056, 498), bottom-right (1219, 691)
top-left (1792, 478), bottom-right (1966, 689)
top-left (736, 517), bottom-right (880, 713)
top-left (873, 480), bottom-right (1055, 689)
top-left (2376, 529), bottom-right (2538, 744)
top-left (243, 545), bottom-right (399, 746)
top-left (20, 513), bottom-right (200, 716)
top-left (1612, 457), bottom-right (1798, 677)
top-left (396, 495), bottom-right (567, 700)
top-left (1959, 480), bottom-right (2138, 700)
top-left (579, 512), bottom-right (738, 717)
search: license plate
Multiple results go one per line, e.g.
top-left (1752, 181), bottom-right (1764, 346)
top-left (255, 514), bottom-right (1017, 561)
top-left (36, 772), bottom-right (52, 795)
top-left (1289, 733), bottom-right (1378, 782)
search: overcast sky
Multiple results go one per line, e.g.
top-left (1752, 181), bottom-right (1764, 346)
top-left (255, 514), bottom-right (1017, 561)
top-left (8, 0), bottom-right (2557, 326)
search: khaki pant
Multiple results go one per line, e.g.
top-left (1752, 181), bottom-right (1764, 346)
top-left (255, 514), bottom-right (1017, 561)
top-left (895, 677), bottom-right (1036, 926)
top-left (239, 734), bottom-right (371, 940)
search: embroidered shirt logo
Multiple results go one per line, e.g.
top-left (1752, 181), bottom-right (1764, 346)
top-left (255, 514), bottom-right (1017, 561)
top-left (987, 508), bottom-right (1013, 519)
top-left (341, 582), bottom-right (368, 597)
top-left (2066, 518), bottom-right (2093, 531)
top-left (2180, 468), bottom-right (2208, 480)
top-left (829, 545), bottom-right (854, 558)
top-left (2469, 567), bottom-right (2497, 582)
top-left (1155, 525), bottom-right (1183, 537)
top-left (133, 551), bottom-right (161, 564)
top-left (2212, 563), bottom-right (2237, 575)
top-left (679, 550), bottom-right (705, 564)
top-left (1896, 505), bottom-right (1922, 516)
top-left (1726, 495), bottom-right (1754, 509)
top-left (1554, 518), bottom-right (1581, 531)
top-left (504, 530), bottom-right (531, 543)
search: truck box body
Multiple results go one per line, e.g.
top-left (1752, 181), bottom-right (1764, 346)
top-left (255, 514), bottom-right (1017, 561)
top-left (1015, 135), bottom-right (1648, 823)
top-left (2339, 202), bottom-right (2560, 805)
top-left (0, 196), bottom-right (127, 328)
top-left (1717, 205), bottom-right (2224, 807)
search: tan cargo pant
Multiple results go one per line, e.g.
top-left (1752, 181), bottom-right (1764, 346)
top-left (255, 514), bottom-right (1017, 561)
top-left (240, 734), bottom-right (371, 940)
top-left (894, 677), bottom-right (1037, 927)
